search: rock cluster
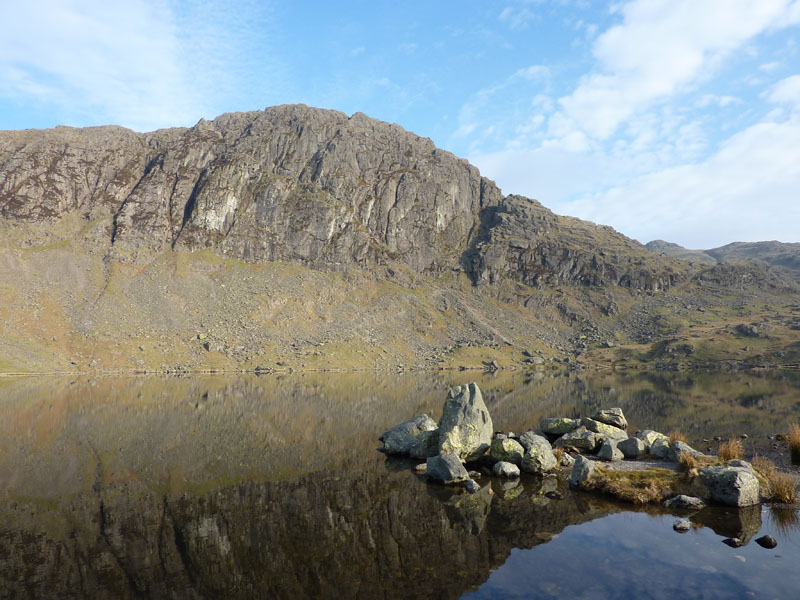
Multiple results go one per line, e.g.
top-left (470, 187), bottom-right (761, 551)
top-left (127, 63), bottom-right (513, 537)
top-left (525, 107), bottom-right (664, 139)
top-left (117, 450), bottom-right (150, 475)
top-left (379, 383), bottom-right (563, 492)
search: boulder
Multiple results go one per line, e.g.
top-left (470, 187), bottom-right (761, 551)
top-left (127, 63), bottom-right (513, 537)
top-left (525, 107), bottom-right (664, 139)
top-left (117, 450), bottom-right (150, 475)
top-left (699, 465), bottom-right (761, 506)
top-left (493, 461), bottom-right (521, 478)
top-left (426, 452), bottom-right (470, 484)
top-left (591, 407), bottom-right (628, 430)
top-left (379, 414), bottom-right (437, 455)
top-left (409, 429), bottom-right (440, 459)
top-left (520, 434), bottom-right (557, 474)
top-left (539, 418), bottom-right (580, 435)
top-left (489, 437), bottom-right (525, 465)
top-left (438, 383), bottom-right (493, 462)
top-left (663, 495), bottom-right (706, 510)
top-left (618, 437), bottom-right (647, 459)
top-left (650, 436), bottom-right (672, 459)
top-left (597, 439), bottom-right (623, 461)
top-left (553, 427), bottom-right (602, 452)
top-left (569, 455), bottom-right (596, 488)
top-left (582, 418), bottom-right (628, 442)
top-left (673, 519), bottom-right (691, 533)
top-left (667, 440), bottom-right (704, 462)
top-left (637, 430), bottom-right (669, 452)
top-left (518, 429), bottom-right (548, 451)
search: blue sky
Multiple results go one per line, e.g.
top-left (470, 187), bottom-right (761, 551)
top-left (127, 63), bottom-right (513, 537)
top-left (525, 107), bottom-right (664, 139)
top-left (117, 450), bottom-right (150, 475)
top-left (2, 1), bottom-right (799, 248)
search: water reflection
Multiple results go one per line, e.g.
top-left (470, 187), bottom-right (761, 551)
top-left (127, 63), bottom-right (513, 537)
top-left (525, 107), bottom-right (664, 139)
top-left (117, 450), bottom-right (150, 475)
top-left (0, 370), bottom-right (798, 598)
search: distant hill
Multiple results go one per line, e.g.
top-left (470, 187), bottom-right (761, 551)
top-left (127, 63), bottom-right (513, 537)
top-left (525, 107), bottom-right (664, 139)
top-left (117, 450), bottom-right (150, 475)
top-left (646, 240), bottom-right (800, 283)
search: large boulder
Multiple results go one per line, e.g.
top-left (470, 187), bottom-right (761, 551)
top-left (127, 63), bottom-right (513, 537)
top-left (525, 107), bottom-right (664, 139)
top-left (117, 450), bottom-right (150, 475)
top-left (553, 427), bottom-right (602, 452)
top-left (582, 418), bottom-right (628, 442)
top-left (520, 434), bottom-right (557, 474)
top-left (539, 418), bottom-right (580, 435)
top-left (618, 437), bottom-right (647, 459)
top-left (699, 465), bottom-right (761, 506)
top-left (438, 383), bottom-right (493, 462)
top-left (591, 408), bottom-right (628, 430)
top-left (426, 452), bottom-right (470, 484)
top-left (379, 414), bottom-right (437, 455)
top-left (569, 455), bottom-right (596, 488)
top-left (489, 437), bottom-right (525, 465)
top-left (409, 429), bottom-right (440, 459)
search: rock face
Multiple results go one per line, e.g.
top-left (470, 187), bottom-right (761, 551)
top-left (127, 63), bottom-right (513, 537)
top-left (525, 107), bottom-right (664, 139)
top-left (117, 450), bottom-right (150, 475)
top-left (379, 414), bottom-right (437, 455)
top-left (426, 452), bottom-right (470, 484)
top-left (699, 465), bottom-right (761, 507)
top-left (438, 383), bottom-right (493, 462)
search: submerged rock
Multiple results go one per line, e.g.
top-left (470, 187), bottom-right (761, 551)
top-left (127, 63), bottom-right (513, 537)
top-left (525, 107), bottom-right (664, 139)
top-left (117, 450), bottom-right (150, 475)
top-left (663, 495), bottom-right (706, 510)
top-left (539, 418), bottom-right (580, 435)
top-left (618, 437), bottom-right (647, 459)
top-left (756, 535), bottom-right (778, 549)
top-left (489, 437), bottom-right (525, 466)
top-left (426, 452), bottom-right (470, 484)
top-left (438, 383), bottom-right (493, 462)
top-left (379, 414), bottom-right (437, 455)
top-left (699, 465), bottom-right (761, 506)
top-left (591, 408), bottom-right (628, 430)
top-left (554, 427), bottom-right (601, 452)
top-left (493, 461), bottom-right (520, 478)
top-left (520, 434), bottom-right (557, 474)
top-left (673, 519), bottom-right (691, 533)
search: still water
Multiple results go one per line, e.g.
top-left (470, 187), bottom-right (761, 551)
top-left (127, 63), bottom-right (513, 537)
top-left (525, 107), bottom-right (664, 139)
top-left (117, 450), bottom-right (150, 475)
top-left (0, 370), bottom-right (799, 599)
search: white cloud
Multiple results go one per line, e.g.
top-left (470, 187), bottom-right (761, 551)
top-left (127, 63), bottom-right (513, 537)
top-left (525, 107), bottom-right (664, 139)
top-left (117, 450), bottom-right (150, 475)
top-left (557, 0), bottom-right (800, 141)
top-left (768, 74), bottom-right (800, 105)
top-left (564, 117), bottom-right (800, 247)
top-left (0, 0), bottom-right (277, 131)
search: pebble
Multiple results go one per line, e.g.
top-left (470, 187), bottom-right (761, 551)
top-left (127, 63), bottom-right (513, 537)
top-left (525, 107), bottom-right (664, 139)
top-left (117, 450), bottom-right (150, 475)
top-left (673, 519), bottom-right (691, 533)
top-left (756, 535), bottom-right (778, 549)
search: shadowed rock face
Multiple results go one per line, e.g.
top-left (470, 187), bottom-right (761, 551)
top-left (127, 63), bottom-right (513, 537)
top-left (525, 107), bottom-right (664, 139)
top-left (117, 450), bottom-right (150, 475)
top-left (1, 104), bottom-right (686, 290)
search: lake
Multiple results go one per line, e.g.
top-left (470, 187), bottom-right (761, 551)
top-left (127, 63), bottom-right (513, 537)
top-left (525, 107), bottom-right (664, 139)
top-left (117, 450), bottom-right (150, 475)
top-left (1, 369), bottom-right (799, 599)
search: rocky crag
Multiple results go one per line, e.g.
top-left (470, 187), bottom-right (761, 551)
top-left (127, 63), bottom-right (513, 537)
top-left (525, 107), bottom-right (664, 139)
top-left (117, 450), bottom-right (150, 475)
top-left (1, 105), bottom-right (798, 372)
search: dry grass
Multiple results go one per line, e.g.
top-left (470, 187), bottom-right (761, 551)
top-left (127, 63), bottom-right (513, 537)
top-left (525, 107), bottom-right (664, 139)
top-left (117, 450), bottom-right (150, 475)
top-left (752, 455), bottom-right (776, 478)
top-left (718, 438), bottom-right (744, 461)
top-left (553, 447), bottom-right (565, 463)
top-left (668, 430), bottom-right (689, 444)
top-left (790, 423), bottom-right (800, 465)
top-left (586, 467), bottom-right (676, 505)
top-left (677, 451), bottom-right (699, 473)
top-left (769, 472), bottom-right (798, 504)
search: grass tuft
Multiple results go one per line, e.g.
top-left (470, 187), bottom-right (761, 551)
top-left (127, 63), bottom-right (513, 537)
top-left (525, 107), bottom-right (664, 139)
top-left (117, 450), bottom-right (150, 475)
top-left (768, 472), bottom-right (798, 504)
top-left (790, 423), bottom-right (800, 465)
top-left (668, 430), bottom-right (688, 444)
top-left (677, 451), bottom-right (699, 473)
top-left (752, 455), bottom-right (776, 478)
top-left (553, 447), bottom-right (565, 463)
top-left (718, 438), bottom-right (744, 461)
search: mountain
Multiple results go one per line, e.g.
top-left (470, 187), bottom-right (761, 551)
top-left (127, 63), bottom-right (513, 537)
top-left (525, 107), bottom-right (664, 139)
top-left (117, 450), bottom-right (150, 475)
top-left (1, 105), bottom-right (798, 373)
top-left (646, 240), bottom-right (800, 284)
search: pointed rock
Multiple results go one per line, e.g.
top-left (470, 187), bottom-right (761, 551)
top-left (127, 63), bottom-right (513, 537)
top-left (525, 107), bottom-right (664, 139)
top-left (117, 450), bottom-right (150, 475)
top-left (438, 383), bottom-right (493, 462)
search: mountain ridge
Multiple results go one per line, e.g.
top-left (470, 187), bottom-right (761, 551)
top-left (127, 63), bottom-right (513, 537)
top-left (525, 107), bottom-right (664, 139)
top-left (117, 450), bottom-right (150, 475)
top-left (1, 105), bottom-right (798, 373)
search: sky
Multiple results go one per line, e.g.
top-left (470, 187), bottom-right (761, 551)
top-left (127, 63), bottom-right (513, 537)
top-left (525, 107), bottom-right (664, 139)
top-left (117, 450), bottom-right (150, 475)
top-left (1, 0), bottom-right (799, 249)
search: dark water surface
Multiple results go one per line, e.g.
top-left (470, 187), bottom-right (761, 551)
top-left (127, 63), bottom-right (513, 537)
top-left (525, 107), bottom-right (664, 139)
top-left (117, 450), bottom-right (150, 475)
top-left (0, 370), bottom-right (799, 599)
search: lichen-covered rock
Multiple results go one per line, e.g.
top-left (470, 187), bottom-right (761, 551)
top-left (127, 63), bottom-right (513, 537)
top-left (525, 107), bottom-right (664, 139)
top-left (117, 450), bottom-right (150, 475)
top-left (569, 455), bottom-right (596, 488)
top-left (438, 383), bottom-right (493, 462)
top-left (699, 465), bottom-right (761, 506)
top-left (591, 408), bottom-right (628, 430)
top-left (553, 427), bottom-right (601, 452)
top-left (489, 437), bottom-right (525, 465)
top-left (539, 418), bottom-right (580, 435)
top-left (597, 439), bottom-right (623, 461)
top-left (493, 461), bottom-right (520, 478)
top-left (520, 434), bottom-right (557, 474)
top-left (667, 440), bottom-right (704, 462)
top-left (409, 429), bottom-right (440, 459)
top-left (426, 452), bottom-right (470, 484)
top-left (379, 414), bottom-right (437, 455)
top-left (581, 418), bottom-right (628, 442)
top-left (637, 430), bottom-right (669, 452)
top-left (618, 437), bottom-right (647, 459)
top-left (649, 436), bottom-right (672, 459)
top-left (663, 495), bottom-right (706, 510)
